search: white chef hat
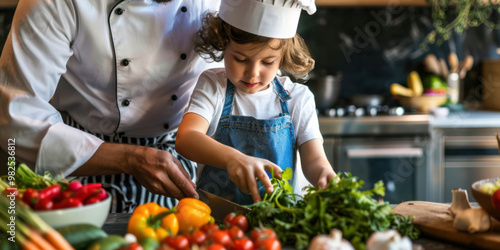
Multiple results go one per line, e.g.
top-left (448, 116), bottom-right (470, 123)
top-left (219, 0), bottom-right (316, 39)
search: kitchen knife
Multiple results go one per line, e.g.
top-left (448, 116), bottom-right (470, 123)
top-left (197, 188), bottom-right (250, 222)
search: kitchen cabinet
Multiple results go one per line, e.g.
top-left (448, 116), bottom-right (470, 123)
top-left (0, 0), bottom-right (17, 8)
top-left (429, 111), bottom-right (500, 203)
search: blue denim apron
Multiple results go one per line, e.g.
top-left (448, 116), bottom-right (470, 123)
top-left (197, 77), bottom-right (296, 205)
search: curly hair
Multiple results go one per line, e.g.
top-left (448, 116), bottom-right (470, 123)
top-left (194, 12), bottom-right (315, 76)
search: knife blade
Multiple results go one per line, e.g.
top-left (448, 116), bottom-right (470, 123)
top-left (197, 188), bottom-right (250, 222)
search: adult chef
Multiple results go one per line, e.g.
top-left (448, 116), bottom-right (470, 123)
top-left (0, 0), bottom-right (220, 212)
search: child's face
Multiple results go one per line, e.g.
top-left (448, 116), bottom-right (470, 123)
top-left (224, 39), bottom-right (282, 94)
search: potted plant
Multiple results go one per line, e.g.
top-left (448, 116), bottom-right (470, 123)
top-left (425, 0), bottom-right (500, 45)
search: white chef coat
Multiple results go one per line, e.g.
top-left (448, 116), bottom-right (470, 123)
top-left (0, 0), bottom-right (221, 176)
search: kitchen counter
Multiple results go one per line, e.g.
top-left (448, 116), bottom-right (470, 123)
top-left (430, 110), bottom-right (500, 128)
top-left (318, 114), bottom-right (430, 136)
top-left (101, 213), bottom-right (470, 249)
top-left (318, 110), bottom-right (500, 136)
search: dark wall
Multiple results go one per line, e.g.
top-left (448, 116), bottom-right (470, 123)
top-left (0, 8), bottom-right (14, 53)
top-left (297, 6), bottom-right (500, 104)
top-left (1, 6), bottom-right (499, 104)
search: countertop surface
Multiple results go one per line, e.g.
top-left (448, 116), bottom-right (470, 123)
top-left (102, 212), bottom-right (471, 250)
top-left (319, 110), bottom-right (500, 136)
top-left (430, 110), bottom-right (500, 128)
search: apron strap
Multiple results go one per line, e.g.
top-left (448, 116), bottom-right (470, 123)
top-left (273, 77), bottom-right (291, 115)
top-left (221, 79), bottom-right (236, 117)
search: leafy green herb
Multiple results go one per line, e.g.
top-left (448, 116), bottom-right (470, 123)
top-left (13, 163), bottom-right (68, 190)
top-left (425, 0), bottom-right (500, 46)
top-left (245, 171), bottom-right (419, 250)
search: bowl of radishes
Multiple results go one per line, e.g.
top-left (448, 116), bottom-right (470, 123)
top-left (471, 177), bottom-right (500, 222)
top-left (22, 181), bottom-right (111, 228)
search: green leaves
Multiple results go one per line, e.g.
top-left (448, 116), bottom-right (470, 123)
top-left (246, 172), bottom-right (419, 250)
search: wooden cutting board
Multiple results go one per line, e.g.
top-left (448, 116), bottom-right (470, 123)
top-left (393, 201), bottom-right (500, 249)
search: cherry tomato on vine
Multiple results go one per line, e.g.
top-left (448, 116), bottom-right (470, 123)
top-left (201, 223), bottom-right (220, 234)
top-left (207, 243), bottom-right (227, 250)
top-left (210, 229), bottom-right (231, 247)
top-left (230, 237), bottom-right (253, 250)
top-left (250, 227), bottom-right (277, 242)
top-left (254, 237), bottom-right (281, 250)
top-left (189, 229), bottom-right (207, 246)
top-left (228, 226), bottom-right (244, 240)
top-left (224, 213), bottom-right (249, 232)
top-left (162, 234), bottom-right (190, 250)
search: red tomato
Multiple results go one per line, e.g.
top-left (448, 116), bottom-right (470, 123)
top-left (189, 229), bottom-right (207, 246)
top-left (228, 226), bottom-right (244, 240)
top-left (210, 229), bottom-right (231, 247)
top-left (201, 223), bottom-right (220, 234)
top-left (22, 188), bottom-right (39, 206)
top-left (163, 235), bottom-right (190, 250)
top-left (493, 189), bottom-right (500, 210)
top-left (254, 237), bottom-right (281, 250)
top-left (34, 198), bottom-right (54, 211)
top-left (224, 213), bottom-right (249, 232)
top-left (117, 243), bottom-right (144, 250)
top-left (249, 227), bottom-right (277, 242)
top-left (207, 243), bottom-right (227, 250)
top-left (230, 237), bottom-right (254, 250)
top-left (224, 213), bottom-right (236, 226)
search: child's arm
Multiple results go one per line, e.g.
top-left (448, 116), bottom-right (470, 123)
top-left (176, 113), bottom-right (282, 202)
top-left (299, 138), bottom-right (337, 188)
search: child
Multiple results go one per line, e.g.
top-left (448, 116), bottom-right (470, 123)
top-left (176, 0), bottom-right (336, 204)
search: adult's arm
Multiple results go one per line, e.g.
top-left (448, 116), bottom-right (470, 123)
top-left (0, 0), bottom-right (103, 176)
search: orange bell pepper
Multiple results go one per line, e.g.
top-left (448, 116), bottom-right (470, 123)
top-left (176, 198), bottom-right (213, 234)
top-left (127, 202), bottom-right (179, 242)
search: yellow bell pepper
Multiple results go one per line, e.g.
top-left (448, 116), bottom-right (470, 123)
top-left (127, 202), bottom-right (179, 242)
top-left (176, 198), bottom-right (212, 234)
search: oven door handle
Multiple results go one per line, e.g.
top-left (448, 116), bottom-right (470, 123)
top-left (346, 147), bottom-right (423, 158)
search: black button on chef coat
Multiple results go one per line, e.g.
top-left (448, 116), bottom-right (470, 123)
top-left (121, 59), bottom-right (130, 66)
top-left (122, 99), bottom-right (130, 106)
top-left (171, 95), bottom-right (178, 101)
top-left (180, 54), bottom-right (187, 60)
top-left (163, 123), bottom-right (169, 129)
top-left (181, 6), bottom-right (187, 12)
top-left (115, 8), bottom-right (124, 15)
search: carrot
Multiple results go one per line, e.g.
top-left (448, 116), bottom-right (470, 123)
top-left (17, 233), bottom-right (41, 250)
top-left (44, 229), bottom-right (75, 250)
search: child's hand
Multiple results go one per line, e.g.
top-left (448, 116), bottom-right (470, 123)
top-left (316, 169), bottom-right (337, 188)
top-left (226, 155), bottom-right (282, 203)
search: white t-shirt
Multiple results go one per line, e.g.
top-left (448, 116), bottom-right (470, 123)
top-left (185, 68), bottom-right (322, 147)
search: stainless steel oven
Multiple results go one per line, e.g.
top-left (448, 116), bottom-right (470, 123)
top-left (441, 129), bottom-right (500, 202)
top-left (320, 115), bottom-right (431, 204)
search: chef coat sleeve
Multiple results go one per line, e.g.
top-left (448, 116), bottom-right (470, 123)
top-left (0, 0), bottom-right (103, 176)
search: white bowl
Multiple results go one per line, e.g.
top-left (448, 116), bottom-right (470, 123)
top-left (36, 194), bottom-right (111, 228)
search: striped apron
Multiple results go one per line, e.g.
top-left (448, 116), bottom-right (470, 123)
top-left (64, 114), bottom-right (197, 213)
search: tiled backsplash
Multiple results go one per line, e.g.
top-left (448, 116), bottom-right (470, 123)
top-left (1, 6), bottom-right (499, 103)
top-left (298, 7), bottom-right (500, 102)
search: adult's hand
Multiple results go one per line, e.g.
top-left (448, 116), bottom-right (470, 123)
top-left (71, 142), bottom-right (198, 200)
